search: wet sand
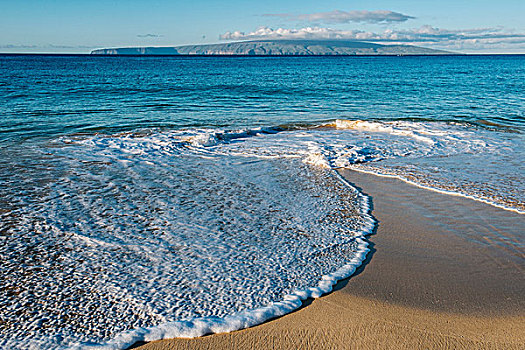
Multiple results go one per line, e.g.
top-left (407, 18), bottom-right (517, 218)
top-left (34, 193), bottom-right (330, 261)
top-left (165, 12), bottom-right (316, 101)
top-left (134, 169), bottom-right (525, 349)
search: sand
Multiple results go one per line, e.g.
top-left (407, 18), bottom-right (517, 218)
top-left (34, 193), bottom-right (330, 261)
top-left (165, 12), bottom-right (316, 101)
top-left (133, 169), bottom-right (525, 350)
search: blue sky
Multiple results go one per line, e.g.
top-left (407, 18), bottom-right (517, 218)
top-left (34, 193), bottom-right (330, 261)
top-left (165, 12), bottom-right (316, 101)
top-left (1, 1), bottom-right (524, 53)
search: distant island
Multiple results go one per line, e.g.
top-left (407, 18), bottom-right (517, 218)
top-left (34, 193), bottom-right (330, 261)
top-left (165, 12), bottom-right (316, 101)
top-left (91, 40), bottom-right (454, 56)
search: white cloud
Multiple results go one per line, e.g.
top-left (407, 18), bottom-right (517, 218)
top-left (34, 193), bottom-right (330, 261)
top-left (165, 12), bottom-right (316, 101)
top-left (219, 26), bottom-right (525, 51)
top-left (264, 10), bottom-right (415, 24)
top-left (220, 27), bottom-right (360, 41)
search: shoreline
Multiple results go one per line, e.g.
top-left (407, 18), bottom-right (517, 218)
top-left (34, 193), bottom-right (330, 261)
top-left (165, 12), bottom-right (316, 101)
top-left (347, 166), bottom-right (525, 214)
top-left (134, 169), bottom-right (524, 349)
top-left (337, 169), bottom-right (524, 316)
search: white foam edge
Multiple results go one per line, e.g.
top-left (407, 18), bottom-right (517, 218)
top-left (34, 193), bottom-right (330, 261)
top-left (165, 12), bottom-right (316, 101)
top-left (67, 170), bottom-right (375, 350)
top-left (346, 166), bottom-right (525, 215)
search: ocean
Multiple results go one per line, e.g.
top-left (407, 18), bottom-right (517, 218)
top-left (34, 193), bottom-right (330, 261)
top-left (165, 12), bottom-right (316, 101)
top-left (0, 55), bottom-right (523, 349)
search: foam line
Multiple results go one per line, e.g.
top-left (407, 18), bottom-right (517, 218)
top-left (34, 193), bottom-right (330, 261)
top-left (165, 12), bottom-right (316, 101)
top-left (346, 167), bottom-right (525, 215)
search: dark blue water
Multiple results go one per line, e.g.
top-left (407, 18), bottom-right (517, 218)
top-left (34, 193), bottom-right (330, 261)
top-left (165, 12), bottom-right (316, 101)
top-left (1, 55), bottom-right (524, 144)
top-left (1, 55), bottom-right (524, 349)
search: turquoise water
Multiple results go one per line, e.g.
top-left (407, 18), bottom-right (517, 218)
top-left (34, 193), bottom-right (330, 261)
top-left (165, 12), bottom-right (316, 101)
top-left (0, 55), bottom-right (524, 349)
top-left (1, 55), bottom-right (523, 142)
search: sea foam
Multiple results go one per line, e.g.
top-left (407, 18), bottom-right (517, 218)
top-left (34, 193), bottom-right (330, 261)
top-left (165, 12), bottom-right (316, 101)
top-left (1, 126), bottom-right (374, 349)
top-left (73, 187), bottom-right (373, 350)
top-left (1, 119), bottom-right (522, 349)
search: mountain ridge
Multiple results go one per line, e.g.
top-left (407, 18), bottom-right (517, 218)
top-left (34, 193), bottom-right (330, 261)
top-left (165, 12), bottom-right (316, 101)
top-left (91, 40), bottom-right (455, 56)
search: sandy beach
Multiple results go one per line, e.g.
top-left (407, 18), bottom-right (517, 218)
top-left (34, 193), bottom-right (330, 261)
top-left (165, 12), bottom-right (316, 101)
top-left (134, 169), bottom-right (525, 350)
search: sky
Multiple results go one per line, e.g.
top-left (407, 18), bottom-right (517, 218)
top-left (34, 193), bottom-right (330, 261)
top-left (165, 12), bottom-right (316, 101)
top-left (1, 0), bottom-right (524, 53)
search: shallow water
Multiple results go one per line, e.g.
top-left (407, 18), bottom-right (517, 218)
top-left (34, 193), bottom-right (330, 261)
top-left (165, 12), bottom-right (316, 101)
top-left (0, 55), bottom-right (523, 349)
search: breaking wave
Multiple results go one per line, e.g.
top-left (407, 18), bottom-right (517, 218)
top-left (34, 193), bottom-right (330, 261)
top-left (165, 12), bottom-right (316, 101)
top-left (1, 119), bottom-right (523, 349)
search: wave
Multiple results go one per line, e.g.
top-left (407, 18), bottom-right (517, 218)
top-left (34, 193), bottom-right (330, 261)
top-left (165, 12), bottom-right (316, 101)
top-left (2, 118), bottom-right (522, 349)
top-left (2, 125), bottom-right (376, 349)
top-left (63, 119), bottom-right (521, 349)
top-left (71, 173), bottom-right (375, 350)
top-left (74, 119), bottom-right (521, 213)
top-left (247, 119), bottom-right (523, 212)
top-left (67, 119), bottom-right (522, 349)
top-left (59, 119), bottom-right (524, 216)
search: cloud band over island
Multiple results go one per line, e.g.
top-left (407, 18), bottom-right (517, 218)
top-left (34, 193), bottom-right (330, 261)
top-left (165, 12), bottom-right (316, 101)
top-left (219, 26), bottom-right (525, 51)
